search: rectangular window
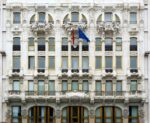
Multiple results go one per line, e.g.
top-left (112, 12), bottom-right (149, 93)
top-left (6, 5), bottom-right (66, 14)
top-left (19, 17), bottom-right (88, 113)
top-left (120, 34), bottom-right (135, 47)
top-left (105, 80), bottom-right (112, 96)
top-left (72, 57), bottom-right (79, 69)
top-left (82, 56), bottom-right (89, 70)
top-left (95, 56), bottom-right (102, 69)
top-left (38, 38), bottom-right (45, 51)
top-left (49, 37), bottom-right (55, 51)
top-left (38, 12), bottom-right (45, 23)
top-left (13, 56), bottom-right (20, 70)
top-left (49, 56), bottom-right (55, 69)
top-left (82, 80), bottom-right (89, 93)
top-left (82, 41), bottom-right (89, 51)
top-left (13, 80), bottom-right (20, 91)
top-left (130, 80), bottom-right (137, 93)
top-left (116, 80), bottom-right (122, 95)
top-left (105, 12), bottom-right (112, 22)
top-left (105, 56), bottom-right (112, 69)
top-left (28, 56), bottom-right (35, 69)
top-left (62, 80), bottom-right (68, 93)
top-left (13, 37), bottom-right (20, 51)
top-left (95, 80), bottom-right (102, 95)
top-left (129, 106), bottom-right (139, 123)
top-left (95, 38), bottom-right (102, 51)
top-left (62, 37), bottom-right (68, 51)
top-left (130, 37), bottom-right (137, 51)
top-left (28, 80), bottom-right (34, 91)
top-left (71, 12), bottom-right (79, 22)
top-left (12, 106), bottom-right (21, 123)
top-left (130, 12), bottom-right (137, 24)
top-left (49, 80), bottom-right (55, 95)
top-left (105, 38), bottom-right (113, 51)
top-left (72, 80), bottom-right (78, 91)
top-left (130, 56), bottom-right (137, 69)
top-left (28, 37), bottom-right (34, 51)
top-left (62, 57), bottom-right (68, 69)
top-left (13, 12), bottom-right (21, 24)
top-left (116, 56), bottom-right (122, 69)
top-left (38, 56), bottom-right (45, 70)
top-left (38, 80), bottom-right (44, 95)
top-left (116, 37), bottom-right (122, 51)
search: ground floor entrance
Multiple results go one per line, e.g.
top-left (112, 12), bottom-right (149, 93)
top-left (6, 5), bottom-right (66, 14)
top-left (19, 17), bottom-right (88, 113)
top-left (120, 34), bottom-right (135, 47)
top-left (28, 106), bottom-right (55, 123)
top-left (62, 106), bottom-right (88, 123)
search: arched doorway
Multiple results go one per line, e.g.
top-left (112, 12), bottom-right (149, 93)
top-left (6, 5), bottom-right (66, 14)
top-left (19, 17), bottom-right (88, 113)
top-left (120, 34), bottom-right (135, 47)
top-left (62, 106), bottom-right (88, 123)
top-left (28, 106), bottom-right (55, 123)
top-left (95, 106), bottom-right (122, 123)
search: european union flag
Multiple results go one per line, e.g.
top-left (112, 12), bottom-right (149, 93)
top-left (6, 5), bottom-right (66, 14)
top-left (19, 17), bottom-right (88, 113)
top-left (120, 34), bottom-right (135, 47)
top-left (78, 28), bottom-right (90, 42)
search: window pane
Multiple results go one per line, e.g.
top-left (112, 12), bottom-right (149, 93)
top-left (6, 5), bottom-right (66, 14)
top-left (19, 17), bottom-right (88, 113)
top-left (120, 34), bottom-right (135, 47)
top-left (49, 37), bottom-right (55, 51)
top-left (82, 80), bottom-right (89, 91)
top-left (82, 57), bottom-right (89, 69)
top-left (105, 56), bottom-right (112, 68)
top-left (116, 37), bottom-right (122, 51)
top-left (72, 57), bottom-right (79, 69)
top-left (116, 81), bottom-right (122, 91)
top-left (130, 12), bottom-right (137, 24)
top-left (49, 80), bottom-right (55, 91)
top-left (13, 80), bottom-right (20, 91)
top-left (95, 56), bottom-right (101, 69)
top-left (62, 80), bottom-right (68, 91)
top-left (105, 38), bottom-right (112, 45)
top-left (62, 37), bottom-right (68, 45)
top-left (39, 12), bottom-right (45, 22)
top-left (130, 56), bottom-right (137, 68)
top-left (95, 38), bottom-right (102, 51)
top-left (28, 56), bottom-right (35, 69)
top-left (96, 81), bottom-right (101, 91)
top-left (38, 56), bottom-right (45, 68)
top-left (38, 37), bottom-right (45, 45)
top-left (28, 80), bottom-right (34, 91)
top-left (38, 80), bottom-right (44, 92)
top-left (71, 12), bottom-right (79, 22)
top-left (116, 56), bottom-right (122, 69)
top-left (13, 37), bottom-right (20, 45)
top-left (12, 106), bottom-right (21, 117)
top-left (49, 56), bottom-right (55, 69)
top-left (13, 12), bottom-right (20, 24)
top-left (72, 80), bottom-right (78, 91)
top-left (13, 56), bottom-right (20, 69)
top-left (105, 12), bottom-right (112, 22)
top-left (62, 57), bottom-right (68, 69)
top-left (130, 37), bottom-right (137, 45)
top-left (130, 80), bottom-right (137, 91)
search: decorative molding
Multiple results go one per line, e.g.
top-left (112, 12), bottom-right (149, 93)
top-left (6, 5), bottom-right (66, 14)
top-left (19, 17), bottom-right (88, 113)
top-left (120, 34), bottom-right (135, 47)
top-left (123, 108), bottom-right (129, 118)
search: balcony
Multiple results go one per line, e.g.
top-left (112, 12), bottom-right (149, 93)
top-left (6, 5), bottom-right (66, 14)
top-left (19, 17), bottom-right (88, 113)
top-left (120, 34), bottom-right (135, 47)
top-left (12, 69), bottom-right (20, 73)
top-left (62, 69), bottom-right (68, 73)
top-left (127, 68), bottom-right (142, 78)
top-left (95, 91), bottom-right (125, 96)
top-left (25, 91), bottom-right (56, 96)
top-left (71, 69), bottom-right (79, 73)
top-left (37, 69), bottom-right (45, 73)
top-left (105, 68), bottom-right (113, 73)
top-left (7, 90), bottom-right (22, 101)
top-left (8, 90), bottom-right (21, 95)
top-left (97, 21), bottom-right (120, 33)
top-left (128, 91), bottom-right (144, 102)
top-left (30, 21), bottom-right (53, 34)
top-left (82, 69), bottom-right (89, 73)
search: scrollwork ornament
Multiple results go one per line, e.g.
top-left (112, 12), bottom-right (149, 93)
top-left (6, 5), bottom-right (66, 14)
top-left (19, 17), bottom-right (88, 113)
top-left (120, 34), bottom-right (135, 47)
top-left (123, 108), bottom-right (129, 118)
top-left (139, 109), bottom-right (144, 118)
top-left (55, 109), bottom-right (61, 118)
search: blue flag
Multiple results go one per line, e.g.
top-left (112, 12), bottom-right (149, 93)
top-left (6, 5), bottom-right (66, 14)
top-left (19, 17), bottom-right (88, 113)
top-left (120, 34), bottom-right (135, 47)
top-left (78, 28), bottom-right (90, 42)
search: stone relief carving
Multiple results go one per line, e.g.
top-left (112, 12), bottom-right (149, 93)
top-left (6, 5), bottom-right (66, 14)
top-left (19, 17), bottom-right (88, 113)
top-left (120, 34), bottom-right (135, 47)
top-left (123, 108), bottom-right (129, 118)
top-left (55, 109), bottom-right (61, 118)
top-left (139, 109), bottom-right (144, 118)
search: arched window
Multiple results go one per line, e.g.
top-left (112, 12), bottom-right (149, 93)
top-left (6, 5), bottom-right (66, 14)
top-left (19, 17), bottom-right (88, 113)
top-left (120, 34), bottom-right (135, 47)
top-left (95, 106), bottom-right (122, 123)
top-left (30, 15), bottom-right (35, 24)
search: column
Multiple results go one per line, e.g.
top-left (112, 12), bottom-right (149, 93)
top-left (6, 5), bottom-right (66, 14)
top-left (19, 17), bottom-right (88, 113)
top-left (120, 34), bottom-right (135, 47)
top-left (89, 109), bottom-right (95, 123)
top-left (34, 38), bottom-right (38, 75)
top-left (79, 40), bottom-right (82, 74)
top-left (0, 54), bottom-right (2, 122)
top-left (45, 38), bottom-right (49, 75)
top-left (22, 108), bottom-right (27, 123)
top-left (68, 39), bottom-right (71, 74)
top-left (122, 107), bottom-right (128, 123)
top-left (55, 109), bottom-right (61, 123)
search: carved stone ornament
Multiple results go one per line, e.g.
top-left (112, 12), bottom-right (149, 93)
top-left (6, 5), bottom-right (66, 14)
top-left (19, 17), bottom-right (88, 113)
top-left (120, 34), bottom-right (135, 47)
top-left (139, 109), bottom-right (144, 118)
top-left (123, 108), bottom-right (129, 118)
top-left (6, 109), bottom-right (11, 118)
top-left (31, 22), bottom-right (53, 34)
top-left (22, 109), bottom-right (27, 117)
top-left (55, 109), bottom-right (61, 118)
top-left (97, 21), bottom-right (120, 34)
top-left (90, 109), bottom-right (95, 118)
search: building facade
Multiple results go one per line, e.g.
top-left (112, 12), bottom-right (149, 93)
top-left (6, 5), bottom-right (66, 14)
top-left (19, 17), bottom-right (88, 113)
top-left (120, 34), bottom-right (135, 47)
top-left (0, 0), bottom-right (150, 123)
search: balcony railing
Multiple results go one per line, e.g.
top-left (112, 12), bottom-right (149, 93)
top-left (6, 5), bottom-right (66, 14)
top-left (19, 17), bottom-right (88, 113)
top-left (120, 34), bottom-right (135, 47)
top-left (105, 68), bottom-right (113, 73)
top-left (62, 69), bottom-right (68, 73)
top-left (130, 68), bottom-right (138, 73)
top-left (13, 45), bottom-right (21, 51)
top-left (25, 91), bottom-right (56, 96)
top-left (95, 91), bottom-right (125, 96)
top-left (62, 45), bottom-right (68, 51)
top-left (37, 69), bottom-right (45, 73)
top-left (130, 45), bottom-right (137, 51)
top-left (8, 90), bottom-right (21, 95)
top-left (71, 69), bottom-right (79, 73)
top-left (82, 69), bottom-right (89, 73)
top-left (12, 69), bottom-right (20, 73)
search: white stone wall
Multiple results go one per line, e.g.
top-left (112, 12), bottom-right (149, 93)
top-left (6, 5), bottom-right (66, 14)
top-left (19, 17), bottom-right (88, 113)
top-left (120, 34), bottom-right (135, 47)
top-left (0, 0), bottom-right (149, 122)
